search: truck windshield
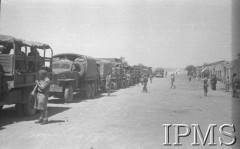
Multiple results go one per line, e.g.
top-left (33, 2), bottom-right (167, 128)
top-left (53, 63), bottom-right (70, 69)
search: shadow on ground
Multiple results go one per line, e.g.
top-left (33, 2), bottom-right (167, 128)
top-left (0, 106), bottom-right (70, 129)
top-left (49, 90), bottom-right (118, 104)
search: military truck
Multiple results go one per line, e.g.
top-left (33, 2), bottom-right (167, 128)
top-left (0, 34), bottom-right (53, 116)
top-left (155, 68), bottom-right (164, 78)
top-left (96, 59), bottom-right (112, 91)
top-left (50, 53), bottom-right (99, 102)
top-left (97, 58), bottom-right (126, 89)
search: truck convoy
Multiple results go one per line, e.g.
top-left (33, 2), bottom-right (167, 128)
top-left (0, 34), bottom-right (153, 116)
top-left (0, 35), bottom-right (53, 116)
top-left (50, 53), bottom-right (99, 102)
top-left (97, 58), bottom-right (126, 89)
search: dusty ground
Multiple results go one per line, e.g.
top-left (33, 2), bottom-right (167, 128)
top-left (0, 72), bottom-right (237, 149)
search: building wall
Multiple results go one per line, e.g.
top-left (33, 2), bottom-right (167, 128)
top-left (198, 61), bottom-right (231, 81)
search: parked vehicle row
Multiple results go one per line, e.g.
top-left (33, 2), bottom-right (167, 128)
top-left (0, 35), bottom-right (152, 116)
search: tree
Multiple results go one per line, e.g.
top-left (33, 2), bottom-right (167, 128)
top-left (120, 56), bottom-right (128, 66)
top-left (185, 65), bottom-right (196, 75)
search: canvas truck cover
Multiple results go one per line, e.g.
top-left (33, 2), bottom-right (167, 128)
top-left (96, 60), bottom-right (112, 79)
top-left (96, 58), bottom-right (122, 63)
top-left (0, 34), bottom-right (51, 50)
top-left (53, 53), bottom-right (98, 77)
top-left (0, 35), bottom-right (22, 48)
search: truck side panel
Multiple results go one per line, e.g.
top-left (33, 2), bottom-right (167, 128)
top-left (85, 58), bottom-right (98, 77)
top-left (0, 54), bottom-right (13, 74)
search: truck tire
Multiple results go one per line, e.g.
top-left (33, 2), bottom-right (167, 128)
top-left (23, 95), bottom-right (36, 116)
top-left (85, 84), bottom-right (91, 99)
top-left (23, 87), bottom-right (36, 116)
top-left (15, 104), bottom-right (24, 116)
top-left (64, 86), bottom-right (73, 103)
top-left (91, 83), bottom-right (95, 98)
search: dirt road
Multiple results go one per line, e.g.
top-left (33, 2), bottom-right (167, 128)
top-left (0, 73), bottom-right (236, 149)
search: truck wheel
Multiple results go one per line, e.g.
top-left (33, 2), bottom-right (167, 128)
top-left (91, 83), bottom-right (95, 98)
top-left (23, 87), bottom-right (36, 116)
top-left (64, 86), bottom-right (73, 103)
top-left (15, 104), bottom-right (24, 116)
top-left (85, 84), bottom-right (91, 99)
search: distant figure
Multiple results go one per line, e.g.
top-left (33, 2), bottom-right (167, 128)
top-left (126, 73), bottom-right (130, 87)
top-left (203, 77), bottom-right (209, 96)
top-left (28, 47), bottom-right (40, 57)
top-left (1, 46), bottom-right (11, 54)
top-left (142, 74), bottom-right (148, 92)
top-left (165, 71), bottom-right (168, 77)
top-left (232, 73), bottom-right (238, 98)
top-left (188, 75), bottom-right (192, 82)
top-left (105, 73), bottom-right (112, 96)
top-left (170, 73), bottom-right (176, 89)
top-left (15, 45), bottom-right (26, 72)
top-left (149, 74), bottom-right (153, 83)
top-left (210, 75), bottom-right (217, 90)
top-left (28, 47), bottom-right (43, 72)
top-left (225, 76), bottom-right (230, 92)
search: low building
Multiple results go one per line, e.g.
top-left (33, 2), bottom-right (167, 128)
top-left (197, 60), bottom-right (232, 81)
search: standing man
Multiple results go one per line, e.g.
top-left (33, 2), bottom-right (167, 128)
top-left (225, 76), bottom-right (230, 92)
top-left (203, 77), bottom-right (209, 96)
top-left (210, 75), bottom-right (217, 90)
top-left (149, 73), bottom-right (153, 83)
top-left (142, 74), bottom-right (148, 92)
top-left (232, 73), bottom-right (239, 98)
top-left (105, 73), bottom-right (112, 96)
top-left (33, 69), bottom-right (50, 125)
top-left (170, 73), bottom-right (176, 89)
top-left (188, 74), bottom-right (192, 82)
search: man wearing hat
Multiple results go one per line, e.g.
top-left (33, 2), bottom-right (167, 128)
top-left (32, 69), bottom-right (50, 124)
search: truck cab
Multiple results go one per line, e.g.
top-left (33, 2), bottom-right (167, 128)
top-left (50, 53), bottom-right (99, 102)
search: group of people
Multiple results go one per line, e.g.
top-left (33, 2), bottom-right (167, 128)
top-left (203, 73), bottom-right (239, 97)
top-left (203, 75), bottom-right (223, 96)
top-left (33, 70), bottom-right (240, 124)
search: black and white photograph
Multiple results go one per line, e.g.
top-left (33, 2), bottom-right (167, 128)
top-left (0, 0), bottom-right (238, 148)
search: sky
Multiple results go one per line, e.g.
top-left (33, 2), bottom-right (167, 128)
top-left (0, 0), bottom-right (231, 68)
